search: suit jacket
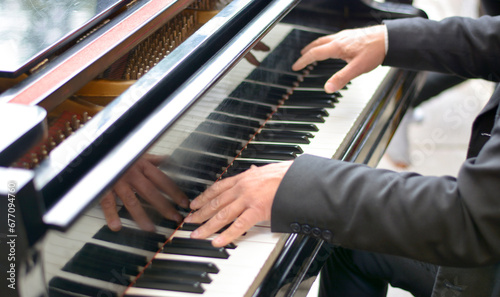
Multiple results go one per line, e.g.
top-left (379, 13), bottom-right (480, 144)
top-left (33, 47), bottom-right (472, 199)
top-left (271, 15), bottom-right (500, 296)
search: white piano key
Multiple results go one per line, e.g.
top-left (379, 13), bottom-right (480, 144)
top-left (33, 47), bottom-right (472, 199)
top-left (128, 232), bottom-right (286, 297)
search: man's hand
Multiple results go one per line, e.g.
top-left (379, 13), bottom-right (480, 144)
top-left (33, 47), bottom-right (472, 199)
top-left (185, 161), bottom-right (293, 247)
top-left (100, 154), bottom-right (190, 232)
top-left (292, 25), bottom-right (387, 94)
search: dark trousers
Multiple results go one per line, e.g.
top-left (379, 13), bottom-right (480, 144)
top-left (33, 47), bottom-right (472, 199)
top-left (318, 247), bottom-right (438, 297)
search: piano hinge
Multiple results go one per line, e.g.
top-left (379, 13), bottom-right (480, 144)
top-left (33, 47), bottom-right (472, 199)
top-left (126, 0), bottom-right (140, 9)
top-left (76, 19), bottom-right (111, 44)
top-left (29, 59), bottom-right (49, 74)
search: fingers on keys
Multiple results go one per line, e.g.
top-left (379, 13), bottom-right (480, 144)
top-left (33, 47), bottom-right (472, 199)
top-left (102, 154), bottom-right (190, 232)
top-left (113, 179), bottom-right (156, 232)
top-left (291, 36), bottom-right (338, 72)
top-left (101, 191), bottom-right (122, 231)
top-left (188, 191), bottom-right (260, 248)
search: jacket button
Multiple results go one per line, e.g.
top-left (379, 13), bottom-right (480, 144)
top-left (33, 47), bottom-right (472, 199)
top-left (311, 227), bottom-right (321, 238)
top-left (321, 230), bottom-right (333, 241)
top-left (301, 224), bottom-right (312, 235)
top-left (290, 223), bottom-right (301, 233)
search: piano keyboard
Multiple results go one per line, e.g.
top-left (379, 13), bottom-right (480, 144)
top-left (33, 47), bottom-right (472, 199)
top-left (42, 22), bottom-right (391, 297)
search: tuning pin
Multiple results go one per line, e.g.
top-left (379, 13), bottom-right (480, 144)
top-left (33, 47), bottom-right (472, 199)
top-left (40, 145), bottom-right (48, 160)
top-left (30, 153), bottom-right (39, 167)
top-left (71, 115), bottom-right (81, 131)
top-left (64, 121), bottom-right (73, 136)
top-left (56, 130), bottom-right (65, 144)
top-left (48, 137), bottom-right (57, 150)
top-left (81, 112), bottom-right (89, 124)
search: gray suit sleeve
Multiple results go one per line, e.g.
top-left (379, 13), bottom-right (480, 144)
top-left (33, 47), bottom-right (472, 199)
top-left (383, 15), bottom-right (500, 82)
top-left (271, 126), bottom-right (500, 266)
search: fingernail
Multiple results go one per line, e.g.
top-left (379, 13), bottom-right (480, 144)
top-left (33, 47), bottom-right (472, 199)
top-left (325, 82), bottom-right (336, 94)
top-left (191, 229), bottom-right (199, 238)
top-left (109, 220), bottom-right (121, 231)
top-left (213, 236), bottom-right (224, 247)
top-left (184, 214), bottom-right (192, 223)
top-left (144, 223), bottom-right (156, 232)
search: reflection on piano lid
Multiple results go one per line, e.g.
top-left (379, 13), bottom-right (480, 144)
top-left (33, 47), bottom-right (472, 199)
top-left (0, 0), bottom-right (133, 78)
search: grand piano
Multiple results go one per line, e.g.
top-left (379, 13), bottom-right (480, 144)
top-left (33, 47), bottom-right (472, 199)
top-left (0, 1), bottom-right (427, 296)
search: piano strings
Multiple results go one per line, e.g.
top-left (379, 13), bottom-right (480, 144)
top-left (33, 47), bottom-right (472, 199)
top-left (9, 0), bottom-right (230, 170)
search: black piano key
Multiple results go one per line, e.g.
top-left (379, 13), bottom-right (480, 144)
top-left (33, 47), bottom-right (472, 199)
top-left (207, 112), bottom-right (261, 128)
top-left (241, 144), bottom-right (303, 160)
top-left (312, 60), bottom-right (347, 70)
top-left (223, 160), bottom-right (278, 176)
top-left (132, 278), bottom-right (204, 294)
top-left (272, 111), bottom-right (325, 123)
top-left (174, 179), bottom-right (210, 194)
top-left (151, 259), bottom-right (219, 274)
top-left (181, 188), bottom-right (204, 200)
top-left (240, 149), bottom-right (297, 160)
top-left (173, 160), bottom-right (223, 174)
top-left (170, 149), bottom-right (229, 171)
top-left (141, 267), bottom-right (212, 283)
top-left (306, 65), bottom-right (350, 78)
top-left (247, 68), bottom-right (301, 87)
top-left (283, 97), bottom-right (336, 108)
top-left (79, 243), bottom-right (148, 267)
top-left (298, 75), bottom-right (337, 88)
top-left (68, 246), bottom-right (144, 274)
top-left (258, 30), bottom-right (325, 71)
top-left (224, 166), bottom-right (250, 176)
top-left (180, 132), bottom-right (243, 156)
top-left (163, 244), bottom-right (230, 259)
top-left (196, 121), bottom-right (256, 140)
top-left (278, 107), bottom-right (329, 117)
top-left (167, 163), bottom-right (219, 181)
top-left (62, 263), bottom-right (132, 285)
top-left (63, 256), bottom-right (140, 278)
top-left (171, 237), bottom-right (236, 249)
top-left (229, 82), bottom-right (287, 104)
top-left (288, 89), bottom-right (341, 99)
top-left (49, 277), bottom-right (118, 297)
top-left (246, 143), bottom-right (303, 154)
top-left (118, 206), bottom-right (181, 230)
top-left (264, 122), bottom-right (319, 132)
top-left (255, 130), bottom-right (312, 144)
top-left (216, 98), bottom-right (274, 119)
top-left (180, 222), bottom-right (230, 234)
top-left (93, 226), bottom-right (166, 252)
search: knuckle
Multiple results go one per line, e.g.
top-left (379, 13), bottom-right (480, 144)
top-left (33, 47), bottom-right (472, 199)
top-left (100, 197), bottom-right (115, 209)
top-left (209, 197), bottom-right (220, 211)
top-left (232, 216), bottom-right (247, 229)
top-left (122, 193), bottom-right (140, 207)
top-left (215, 208), bottom-right (228, 221)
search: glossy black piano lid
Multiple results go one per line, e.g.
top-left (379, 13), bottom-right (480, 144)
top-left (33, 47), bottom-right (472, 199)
top-left (0, 0), bottom-right (132, 78)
